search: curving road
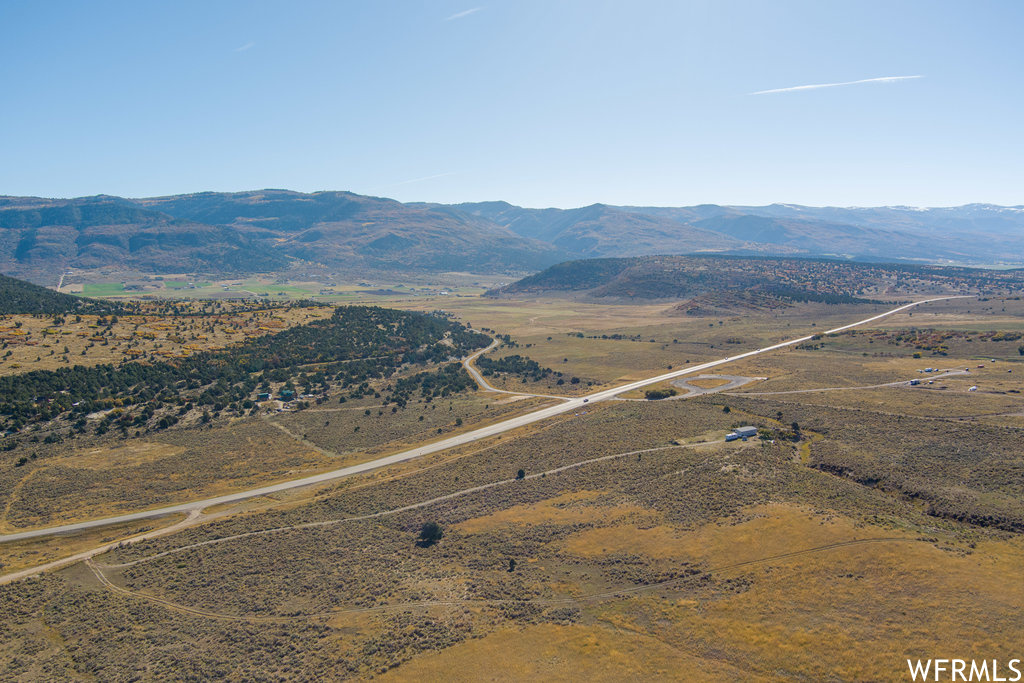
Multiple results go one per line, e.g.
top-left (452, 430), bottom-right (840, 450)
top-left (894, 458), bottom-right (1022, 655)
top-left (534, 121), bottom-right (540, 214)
top-left (461, 340), bottom-right (571, 400)
top-left (671, 374), bottom-right (765, 397)
top-left (0, 295), bottom-right (968, 544)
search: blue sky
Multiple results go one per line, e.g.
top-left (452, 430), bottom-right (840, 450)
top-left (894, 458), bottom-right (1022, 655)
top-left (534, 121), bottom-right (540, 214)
top-left (1, 0), bottom-right (1021, 207)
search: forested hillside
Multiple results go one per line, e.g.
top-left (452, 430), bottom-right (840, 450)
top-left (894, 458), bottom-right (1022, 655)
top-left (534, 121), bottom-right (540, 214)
top-left (0, 273), bottom-right (122, 315)
top-left (0, 306), bottom-right (490, 438)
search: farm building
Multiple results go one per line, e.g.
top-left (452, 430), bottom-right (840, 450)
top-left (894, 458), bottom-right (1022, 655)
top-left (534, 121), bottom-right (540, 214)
top-left (725, 425), bottom-right (759, 441)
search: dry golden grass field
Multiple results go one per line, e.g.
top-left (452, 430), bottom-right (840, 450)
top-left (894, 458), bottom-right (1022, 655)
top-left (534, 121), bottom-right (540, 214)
top-left (0, 304), bottom-right (331, 376)
top-left (1, 293), bottom-right (1023, 680)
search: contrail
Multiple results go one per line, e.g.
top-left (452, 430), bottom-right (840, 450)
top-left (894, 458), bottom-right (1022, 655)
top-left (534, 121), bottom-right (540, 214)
top-left (445, 8), bottom-right (481, 21)
top-left (750, 75), bottom-right (923, 95)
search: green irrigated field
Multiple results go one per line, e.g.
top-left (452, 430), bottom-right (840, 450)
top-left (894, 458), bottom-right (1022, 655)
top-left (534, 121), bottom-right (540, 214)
top-left (81, 282), bottom-right (126, 296)
top-left (163, 279), bottom-right (212, 290)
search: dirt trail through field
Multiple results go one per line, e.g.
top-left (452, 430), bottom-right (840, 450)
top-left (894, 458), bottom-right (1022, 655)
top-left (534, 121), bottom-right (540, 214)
top-left (0, 510), bottom-right (206, 586)
top-left (265, 420), bottom-right (345, 459)
top-left (0, 465), bottom-right (47, 532)
top-left (729, 369), bottom-right (969, 396)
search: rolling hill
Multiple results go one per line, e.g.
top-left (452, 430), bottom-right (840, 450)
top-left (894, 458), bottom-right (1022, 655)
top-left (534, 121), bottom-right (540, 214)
top-left (488, 254), bottom-right (1024, 310)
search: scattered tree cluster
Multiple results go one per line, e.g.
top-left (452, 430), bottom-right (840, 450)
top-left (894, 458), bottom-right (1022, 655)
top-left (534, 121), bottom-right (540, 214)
top-left (475, 354), bottom-right (555, 383)
top-left (644, 388), bottom-right (677, 400)
top-left (386, 362), bottom-right (478, 406)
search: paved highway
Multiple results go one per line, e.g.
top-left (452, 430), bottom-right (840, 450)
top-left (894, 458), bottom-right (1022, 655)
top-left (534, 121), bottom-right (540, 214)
top-left (0, 295), bottom-right (967, 544)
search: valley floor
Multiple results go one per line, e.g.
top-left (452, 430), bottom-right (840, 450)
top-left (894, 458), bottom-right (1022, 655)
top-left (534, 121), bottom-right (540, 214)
top-left (2, 295), bottom-right (1023, 680)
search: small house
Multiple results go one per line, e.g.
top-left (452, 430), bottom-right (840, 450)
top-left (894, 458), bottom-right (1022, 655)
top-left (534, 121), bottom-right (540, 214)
top-left (257, 392), bottom-right (271, 401)
top-left (726, 425), bottom-right (759, 442)
top-left (279, 389), bottom-right (295, 400)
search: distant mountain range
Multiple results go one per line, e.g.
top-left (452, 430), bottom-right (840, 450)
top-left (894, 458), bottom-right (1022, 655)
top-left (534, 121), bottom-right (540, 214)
top-left (453, 201), bottom-right (1024, 264)
top-left (0, 191), bottom-right (566, 282)
top-left (1, 190), bottom-right (1023, 283)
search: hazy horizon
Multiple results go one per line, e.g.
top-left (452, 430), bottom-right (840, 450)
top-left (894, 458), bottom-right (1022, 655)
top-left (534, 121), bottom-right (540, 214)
top-left (4, 187), bottom-right (1024, 213)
